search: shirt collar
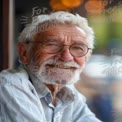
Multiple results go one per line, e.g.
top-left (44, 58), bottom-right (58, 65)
top-left (28, 71), bottom-right (51, 98)
top-left (22, 65), bottom-right (75, 104)
top-left (57, 86), bottom-right (75, 104)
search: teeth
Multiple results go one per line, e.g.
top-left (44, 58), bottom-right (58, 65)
top-left (47, 64), bottom-right (70, 69)
top-left (46, 64), bottom-right (78, 69)
top-left (55, 65), bottom-right (70, 68)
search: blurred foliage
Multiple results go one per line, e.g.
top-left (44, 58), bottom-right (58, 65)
top-left (88, 6), bottom-right (122, 54)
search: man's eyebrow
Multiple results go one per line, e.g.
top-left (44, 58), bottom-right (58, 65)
top-left (71, 39), bottom-right (86, 44)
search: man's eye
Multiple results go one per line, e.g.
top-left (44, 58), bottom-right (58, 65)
top-left (72, 46), bottom-right (86, 53)
top-left (46, 43), bottom-right (58, 46)
top-left (72, 46), bottom-right (83, 50)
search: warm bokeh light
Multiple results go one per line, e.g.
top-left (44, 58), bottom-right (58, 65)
top-left (85, 0), bottom-right (108, 15)
top-left (50, 0), bottom-right (83, 11)
top-left (61, 0), bottom-right (83, 7)
top-left (50, 0), bottom-right (70, 11)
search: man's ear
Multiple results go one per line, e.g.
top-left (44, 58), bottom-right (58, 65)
top-left (17, 42), bottom-right (29, 64)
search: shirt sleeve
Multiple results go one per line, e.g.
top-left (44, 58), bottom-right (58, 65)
top-left (0, 71), bottom-right (44, 122)
top-left (72, 87), bottom-right (103, 122)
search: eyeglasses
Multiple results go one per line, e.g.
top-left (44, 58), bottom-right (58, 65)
top-left (25, 40), bottom-right (92, 57)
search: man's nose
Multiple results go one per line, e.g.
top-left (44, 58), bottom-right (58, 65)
top-left (58, 47), bottom-right (74, 62)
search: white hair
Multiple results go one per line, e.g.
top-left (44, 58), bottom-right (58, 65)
top-left (18, 11), bottom-right (94, 48)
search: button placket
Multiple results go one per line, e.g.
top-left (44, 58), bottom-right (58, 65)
top-left (54, 111), bottom-right (63, 122)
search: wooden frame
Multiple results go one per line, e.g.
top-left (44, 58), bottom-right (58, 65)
top-left (0, 0), bottom-right (14, 71)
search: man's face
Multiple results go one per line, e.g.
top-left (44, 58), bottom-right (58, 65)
top-left (26, 24), bottom-right (88, 85)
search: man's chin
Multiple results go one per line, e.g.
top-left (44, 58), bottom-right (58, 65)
top-left (39, 73), bottom-right (80, 85)
top-left (42, 79), bottom-right (70, 86)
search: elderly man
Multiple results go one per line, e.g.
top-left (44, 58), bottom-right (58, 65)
top-left (0, 11), bottom-right (102, 122)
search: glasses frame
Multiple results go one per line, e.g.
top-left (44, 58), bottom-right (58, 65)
top-left (25, 40), bottom-right (92, 57)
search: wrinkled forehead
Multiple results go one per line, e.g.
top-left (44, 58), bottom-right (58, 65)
top-left (33, 23), bottom-right (86, 41)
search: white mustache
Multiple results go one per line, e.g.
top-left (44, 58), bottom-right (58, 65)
top-left (43, 59), bottom-right (80, 69)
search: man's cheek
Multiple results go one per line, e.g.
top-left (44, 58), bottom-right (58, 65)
top-left (76, 58), bottom-right (86, 67)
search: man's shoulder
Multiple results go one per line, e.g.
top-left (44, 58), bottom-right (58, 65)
top-left (0, 67), bottom-right (29, 86)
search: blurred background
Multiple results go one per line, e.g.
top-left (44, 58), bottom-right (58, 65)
top-left (0, 0), bottom-right (122, 122)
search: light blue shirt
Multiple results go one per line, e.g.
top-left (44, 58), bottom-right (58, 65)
top-left (0, 66), bottom-right (102, 122)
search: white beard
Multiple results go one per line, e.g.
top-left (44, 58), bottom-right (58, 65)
top-left (27, 59), bottom-right (84, 85)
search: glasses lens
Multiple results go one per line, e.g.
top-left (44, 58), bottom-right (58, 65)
top-left (44, 42), bottom-right (62, 54)
top-left (70, 44), bottom-right (88, 57)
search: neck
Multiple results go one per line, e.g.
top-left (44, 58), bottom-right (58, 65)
top-left (45, 84), bottom-right (63, 106)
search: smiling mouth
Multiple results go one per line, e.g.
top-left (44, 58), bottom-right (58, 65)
top-left (46, 64), bottom-right (77, 70)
